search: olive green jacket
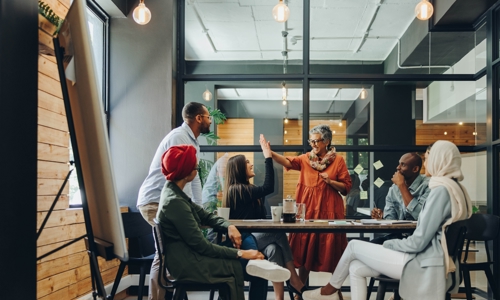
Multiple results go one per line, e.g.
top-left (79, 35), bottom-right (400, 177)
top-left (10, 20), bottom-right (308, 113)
top-left (157, 181), bottom-right (245, 299)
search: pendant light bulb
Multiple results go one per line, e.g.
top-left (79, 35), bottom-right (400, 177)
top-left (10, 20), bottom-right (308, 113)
top-left (282, 100), bottom-right (287, 105)
top-left (284, 117), bottom-right (289, 124)
top-left (133, 0), bottom-right (152, 25)
top-left (272, 0), bottom-right (290, 23)
top-left (360, 88), bottom-right (367, 100)
top-left (415, 0), bottom-right (433, 21)
top-left (202, 88), bottom-right (213, 101)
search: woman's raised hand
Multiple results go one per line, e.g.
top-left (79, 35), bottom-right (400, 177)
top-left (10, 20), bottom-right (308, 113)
top-left (260, 134), bottom-right (272, 158)
top-left (241, 250), bottom-right (265, 260)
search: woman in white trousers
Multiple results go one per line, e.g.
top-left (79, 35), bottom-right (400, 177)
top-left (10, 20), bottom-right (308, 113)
top-left (303, 140), bottom-right (472, 300)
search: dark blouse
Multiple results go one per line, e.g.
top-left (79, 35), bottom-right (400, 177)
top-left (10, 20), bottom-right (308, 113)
top-left (228, 157), bottom-right (274, 219)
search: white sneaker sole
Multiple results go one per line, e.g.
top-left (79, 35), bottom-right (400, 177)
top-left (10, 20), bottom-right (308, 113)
top-left (246, 260), bottom-right (291, 282)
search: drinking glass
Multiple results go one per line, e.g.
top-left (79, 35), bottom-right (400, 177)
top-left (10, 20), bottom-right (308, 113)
top-left (295, 203), bottom-right (306, 222)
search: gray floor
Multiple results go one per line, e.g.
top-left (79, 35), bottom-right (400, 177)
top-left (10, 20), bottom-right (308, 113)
top-left (124, 241), bottom-right (491, 300)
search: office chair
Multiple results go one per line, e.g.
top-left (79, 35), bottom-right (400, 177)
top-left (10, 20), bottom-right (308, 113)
top-left (460, 213), bottom-right (500, 300)
top-left (108, 212), bottom-right (155, 300)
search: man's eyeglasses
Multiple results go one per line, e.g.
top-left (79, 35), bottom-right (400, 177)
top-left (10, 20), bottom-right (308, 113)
top-left (198, 114), bottom-right (213, 121)
top-left (194, 165), bottom-right (200, 172)
top-left (308, 138), bottom-right (325, 145)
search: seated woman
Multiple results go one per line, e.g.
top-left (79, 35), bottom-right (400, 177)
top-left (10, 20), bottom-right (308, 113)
top-left (303, 140), bottom-right (472, 300)
top-left (223, 134), bottom-right (305, 300)
top-left (157, 145), bottom-right (290, 300)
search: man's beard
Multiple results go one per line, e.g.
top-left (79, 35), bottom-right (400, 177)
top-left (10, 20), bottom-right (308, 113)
top-left (200, 124), bottom-right (210, 134)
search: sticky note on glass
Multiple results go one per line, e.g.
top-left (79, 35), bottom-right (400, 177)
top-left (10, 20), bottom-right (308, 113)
top-left (374, 177), bottom-right (385, 188)
top-left (373, 160), bottom-right (384, 170)
top-left (360, 191), bottom-right (368, 199)
top-left (354, 164), bottom-right (364, 174)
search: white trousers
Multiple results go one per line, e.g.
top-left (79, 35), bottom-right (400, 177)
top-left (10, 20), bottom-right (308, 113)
top-left (329, 240), bottom-right (409, 300)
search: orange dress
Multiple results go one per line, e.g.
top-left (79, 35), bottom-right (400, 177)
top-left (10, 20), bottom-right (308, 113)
top-left (286, 153), bottom-right (352, 272)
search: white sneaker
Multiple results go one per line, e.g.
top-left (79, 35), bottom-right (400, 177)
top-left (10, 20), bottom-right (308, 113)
top-left (246, 259), bottom-right (291, 282)
top-left (302, 288), bottom-right (339, 300)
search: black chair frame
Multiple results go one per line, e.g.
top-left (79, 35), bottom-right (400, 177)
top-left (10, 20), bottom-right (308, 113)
top-left (460, 213), bottom-right (500, 300)
top-left (108, 212), bottom-right (155, 300)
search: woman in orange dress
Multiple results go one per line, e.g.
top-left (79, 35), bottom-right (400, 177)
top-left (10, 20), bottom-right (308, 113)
top-left (262, 124), bottom-right (352, 286)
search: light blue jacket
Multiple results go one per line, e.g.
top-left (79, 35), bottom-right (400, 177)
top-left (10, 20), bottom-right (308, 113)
top-left (383, 185), bottom-right (460, 300)
top-left (384, 175), bottom-right (430, 220)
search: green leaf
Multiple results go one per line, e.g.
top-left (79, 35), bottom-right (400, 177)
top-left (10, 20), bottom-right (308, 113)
top-left (198, 158), bottom-right (214, 187)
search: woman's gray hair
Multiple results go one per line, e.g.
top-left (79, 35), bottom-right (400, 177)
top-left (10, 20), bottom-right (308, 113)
top-left (309, 124), bottom-right (333, 149)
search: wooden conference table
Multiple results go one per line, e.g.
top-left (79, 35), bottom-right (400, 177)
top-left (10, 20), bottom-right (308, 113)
top-left (227, 219), bottom-right (417, 234)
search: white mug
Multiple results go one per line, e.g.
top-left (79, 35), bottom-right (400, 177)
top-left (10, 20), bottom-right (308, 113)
top-left (271, 206), bottom-right (283, 222)
top-left (217, 207), bottom-right (230, 220)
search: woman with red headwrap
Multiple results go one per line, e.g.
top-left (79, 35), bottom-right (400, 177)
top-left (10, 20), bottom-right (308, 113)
top-left (156, 145), bottom-right (289, 300)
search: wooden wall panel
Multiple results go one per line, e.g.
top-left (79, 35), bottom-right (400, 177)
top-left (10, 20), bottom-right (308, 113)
top-left (38, 178), bottom-right (69, 196)
top-left (38, 125), bottom-right (69, 147)
top-left (38, 160), bottom-right (69, 179)
top-left (37, 209), bottom-right (85, 229)
top-left (283, 120), bottom-right (347, 198)
top-left (415, 120), bottom-right (487, 146)
top-left (38, 143), bottom-right (68, 163)
top-left (37, 240), bottom-right (87, 263)
top-left (38, 195), bottom-right (69, 212)
top-left (216, 118), bottom-right (255, 189)
top-left (37, 5), bottom-right (125, 299)
top-left (39, 107), bottom-right (68, 131)
top-left (39, 55), bottom-right (60, 79)
top-left (37, 223), bottom-right (87, 247)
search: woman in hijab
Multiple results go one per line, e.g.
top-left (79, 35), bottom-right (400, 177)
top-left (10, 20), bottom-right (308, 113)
top-left (157, 145), bottom-right (290, 300)
top-left (302, 140), bottom-right (472, 300)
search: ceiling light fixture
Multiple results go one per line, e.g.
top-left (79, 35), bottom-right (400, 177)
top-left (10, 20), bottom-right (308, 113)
top-left (133, 0), bottom-right (152, 25)
top-left (360, 87), bottom-right (367, 100)
top-left (202, 87), bottom-right (213, 101)
top-left (282, 82), bottom-right (287, 105)
top-left (272, 0), bottom-right (290, 23)
top-left (415, 0), bottom-right (433, 21)
top-left (459, 122), bottom-right (463, 125)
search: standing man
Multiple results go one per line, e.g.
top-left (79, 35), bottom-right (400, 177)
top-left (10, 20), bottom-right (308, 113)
top-left (370, 152), bottom-right (430, 244)
top-left (137, 102), bottom-right (211, 300)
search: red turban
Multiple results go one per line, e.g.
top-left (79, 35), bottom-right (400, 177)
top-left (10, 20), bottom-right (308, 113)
top-left (161, 145), bottom-right (197, 181)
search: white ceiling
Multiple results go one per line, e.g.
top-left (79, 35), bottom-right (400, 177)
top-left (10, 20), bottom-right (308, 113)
top-left (217, 87), bottom-right (362, 101)
top-left (185, 0), bottom-right (421, 61)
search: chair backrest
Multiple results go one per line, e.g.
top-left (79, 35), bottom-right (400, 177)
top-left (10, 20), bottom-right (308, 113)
top-left (153, 218), bottom-right (176, 287)
top-left (462, 213), bottom-right (500, 263)
top-left (464, 213), bottom-right (500, 241)
top-left (445, 219), bottom-right (468, 293)
top-left (121, 212), bottom-right (155, 258)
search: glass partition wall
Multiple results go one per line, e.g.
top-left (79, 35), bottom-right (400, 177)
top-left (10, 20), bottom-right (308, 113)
top-left (177, 0), bottom-right (494, 220)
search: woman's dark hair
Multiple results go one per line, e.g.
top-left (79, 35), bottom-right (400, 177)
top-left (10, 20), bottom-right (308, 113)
top-left (222, 155), bottom-right (257, 209)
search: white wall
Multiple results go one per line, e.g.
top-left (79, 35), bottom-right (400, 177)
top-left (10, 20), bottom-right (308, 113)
top-left (461, 152), bottom-right (487, 205)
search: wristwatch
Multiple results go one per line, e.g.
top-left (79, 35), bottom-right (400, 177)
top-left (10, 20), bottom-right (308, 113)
top-left (237, 250), bottom-right (243, 258)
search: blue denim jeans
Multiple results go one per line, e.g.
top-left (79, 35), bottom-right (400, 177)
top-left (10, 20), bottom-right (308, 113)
top-left (220, 233), bottom-right (268, 300)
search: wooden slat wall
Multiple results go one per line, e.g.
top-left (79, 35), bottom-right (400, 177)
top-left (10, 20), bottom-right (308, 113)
top-left (283, 120), bottom-right (347, 198)
top-left (415, 120), bottom-right (486, 146)
top-left (216, 118), bottom-right (255, 189)
top-left (37, 3), bottom-right (124, 299)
